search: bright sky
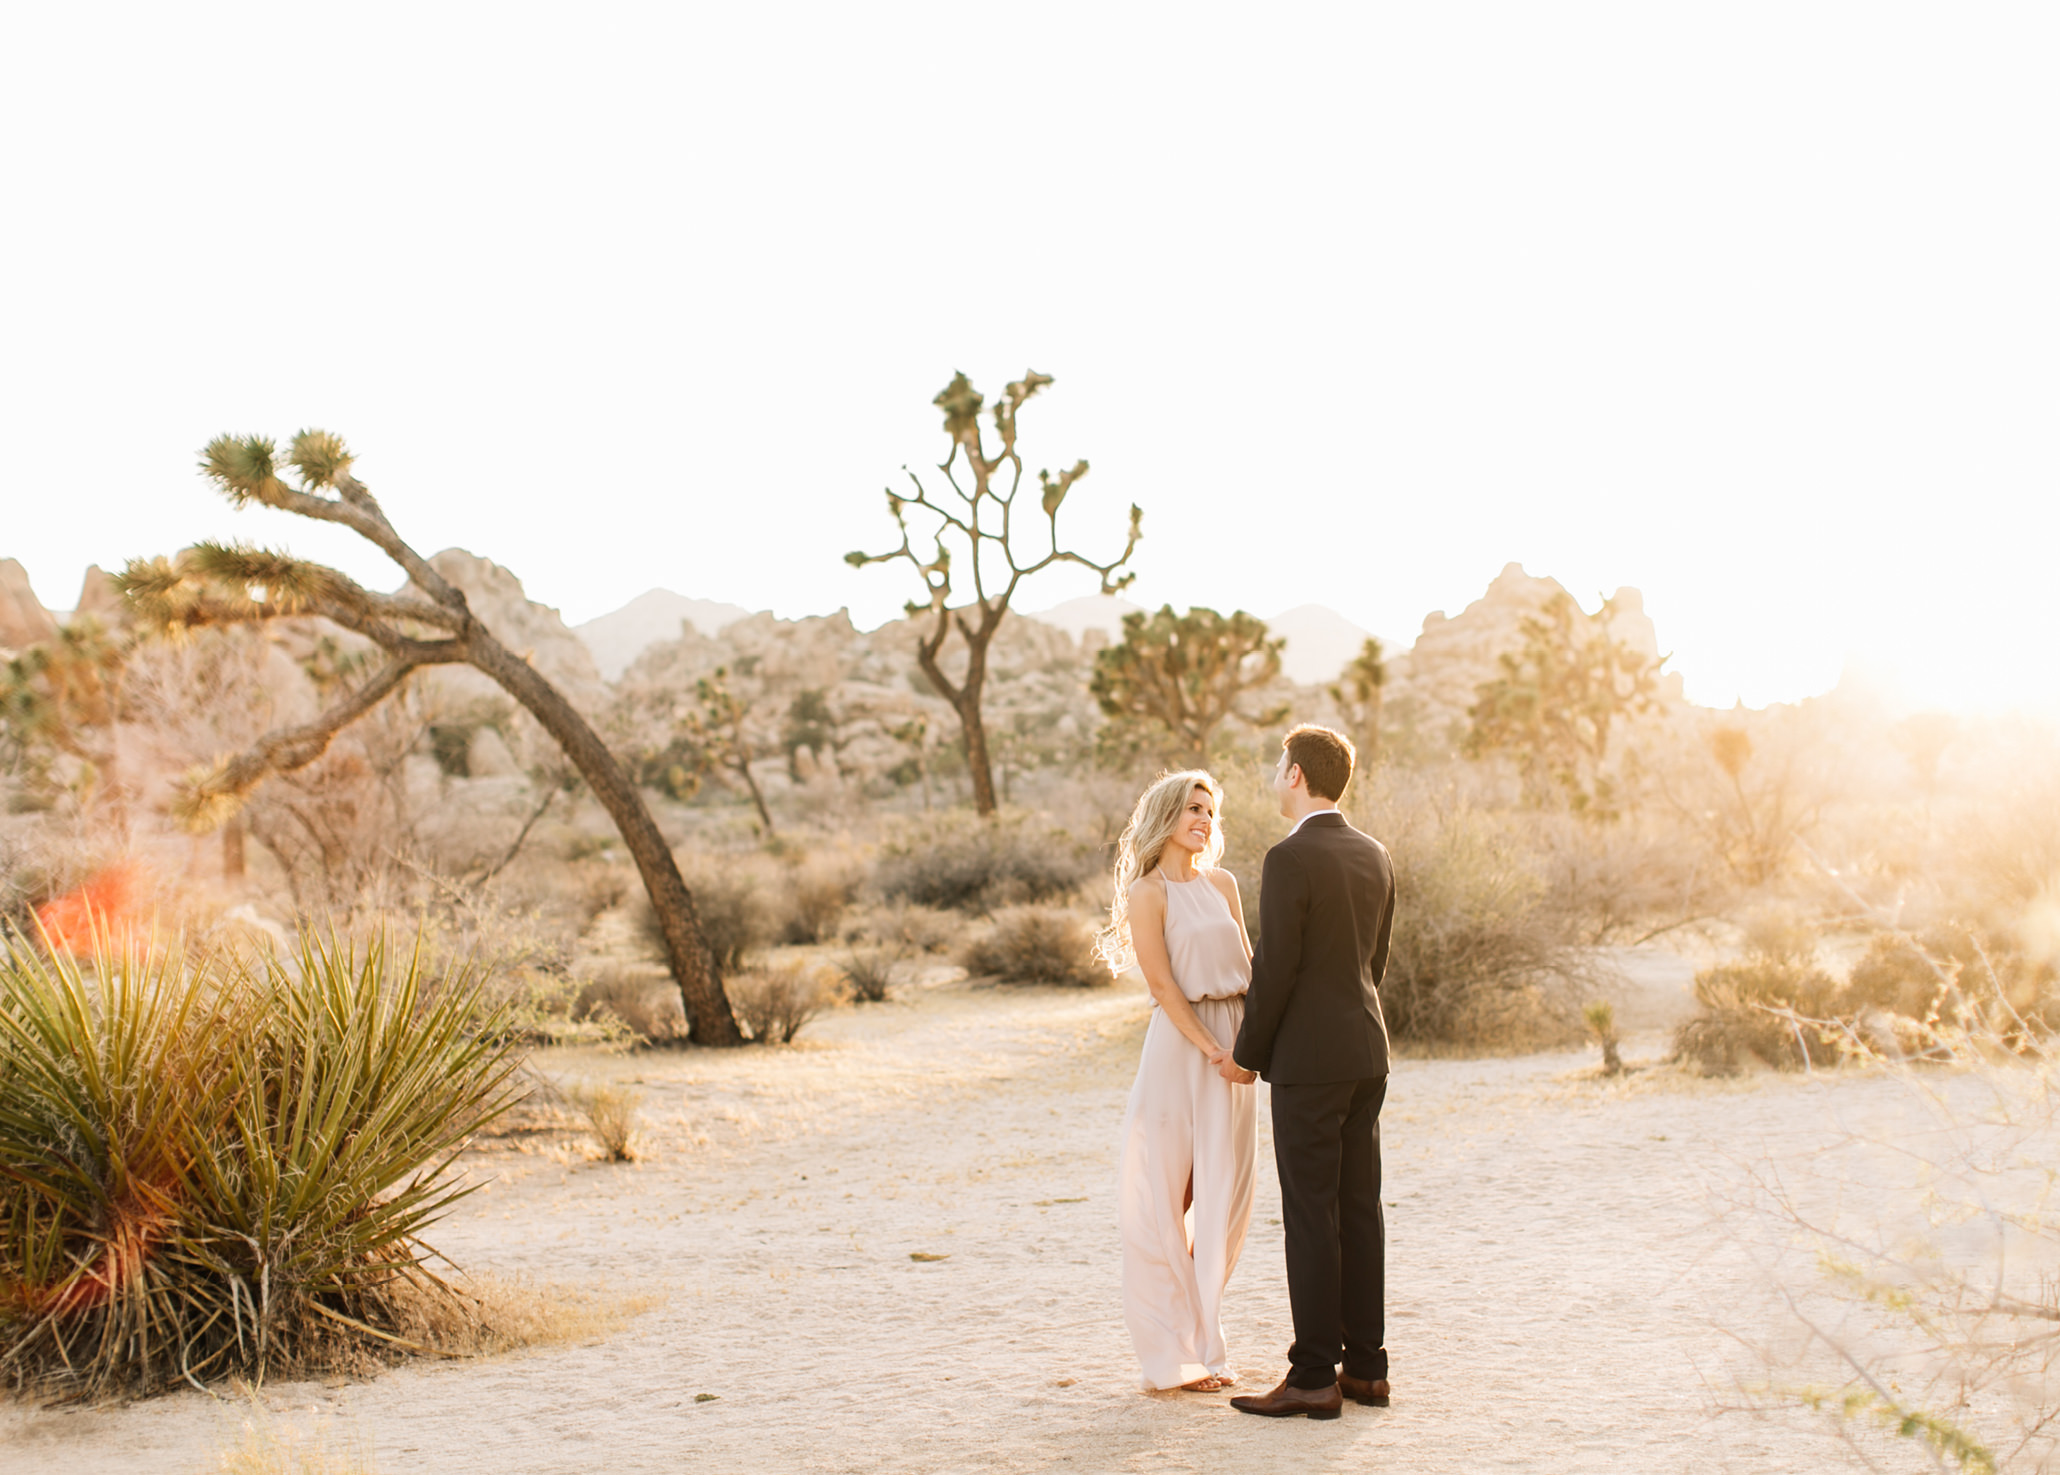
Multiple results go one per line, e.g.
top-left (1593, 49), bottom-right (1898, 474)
top-left (2, 5), bottom-right (2054, 714)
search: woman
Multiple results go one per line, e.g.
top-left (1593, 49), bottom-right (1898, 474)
top-left (1099, 769), bottom-right (1259, 1392)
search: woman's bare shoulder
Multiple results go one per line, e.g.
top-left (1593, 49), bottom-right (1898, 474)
top-left (1205, 868), bottom-right (1241, 902)
top-left (1127, 873), bottom-right (1167, 909)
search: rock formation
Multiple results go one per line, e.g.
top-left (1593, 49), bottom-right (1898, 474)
top-left (73, 565), bottom-right (127, 628)
top-left (1383, 563), bottom-right (1682, 751)
top-left (0, 560), bottom-right (59, 653)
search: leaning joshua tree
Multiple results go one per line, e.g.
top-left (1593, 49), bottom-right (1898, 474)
top-left (848, 371), bottom-right (1141, 816)
top-left (118, 431), bottom-right (742, 1044)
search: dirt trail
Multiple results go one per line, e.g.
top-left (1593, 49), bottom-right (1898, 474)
top-left (5, 966), bottom-right (1887, 1473)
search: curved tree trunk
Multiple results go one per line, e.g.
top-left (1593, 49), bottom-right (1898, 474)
top-left (915, 607), bottom-right (1002, 818)
top-left (464, 633), bottom-right (741, 1045)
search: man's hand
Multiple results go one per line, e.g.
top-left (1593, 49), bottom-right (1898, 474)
top-left (1209, 1047), bottom-right (1256, 1084)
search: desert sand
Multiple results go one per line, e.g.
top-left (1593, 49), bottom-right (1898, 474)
top-left (4, 958), bottom-right (1897, 1473)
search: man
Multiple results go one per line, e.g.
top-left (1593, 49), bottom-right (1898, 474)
top-left (1222, 724), bottom-right (1396, 1419)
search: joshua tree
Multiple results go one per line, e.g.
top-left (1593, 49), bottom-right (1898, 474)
top-left (118, 431), bottom-right (742, 1044)
top-left (848, 371), bottom-right (1141, 816)
top-left (1090, 605), bottom-right (1286, 765)
top-left (689, 667), bottom-right (774, 833)
top-left (1465, 592), bottom-right (1667, 817)
top-left (1329, 636), bottom-right (1387, 764)
top-left (0, 617), bottom-right (128, 820)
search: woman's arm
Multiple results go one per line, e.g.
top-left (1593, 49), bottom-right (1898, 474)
top-left (1129, 878), bottom-right (1231, 1059)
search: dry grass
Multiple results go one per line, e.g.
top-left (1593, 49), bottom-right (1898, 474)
top-left (560, 1079), bottom-right (644, 1161)
top-left (388, 1273), bottom-right (663, 1358)
top-left (197, 1413), bottom-right (375, 1475)
top-left (574, 969), bottom-right (685, 1043)
top-left (837, 945), bottom-right (902, 1004)
top-left (728, 960), bottom-right (840, 1043)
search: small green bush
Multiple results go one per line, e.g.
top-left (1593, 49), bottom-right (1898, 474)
top-left (961, 907), bottom-right (1105, 988)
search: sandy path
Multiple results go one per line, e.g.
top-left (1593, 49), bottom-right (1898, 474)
top-left (6, 968), bottom-right (1891, 1473)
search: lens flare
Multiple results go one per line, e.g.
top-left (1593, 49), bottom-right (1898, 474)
top-left (34, 860), bottom-right (144, 953)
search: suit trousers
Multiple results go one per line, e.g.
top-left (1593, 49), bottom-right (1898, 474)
top-left (1269, 1075), bottom-right (1387, 1388)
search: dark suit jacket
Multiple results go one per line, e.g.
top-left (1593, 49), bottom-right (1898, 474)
top-left (1232, 811), bottom-right (1395, 1085)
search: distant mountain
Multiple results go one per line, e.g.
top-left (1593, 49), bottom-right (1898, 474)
top-left (1026, 594), bottom-right (1145, 642)
top-left (1265, 604), bottom-right (1380, 685)
top-left (576, 589), bottom-right (756, 679)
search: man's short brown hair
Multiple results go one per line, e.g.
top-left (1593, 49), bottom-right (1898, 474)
top-left (1282, 724), bottom-right (1355, 802)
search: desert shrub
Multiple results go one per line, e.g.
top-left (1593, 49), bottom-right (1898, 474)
top-left (0, 928), bottom-right (521, 1399)
top-left (560, 1079), bottom-right (643, 1161)
top-left (1674, 921), bottom-right (2057, 1075)
top-left (1845, 931), bottom-right (1953, 1019)
top-left (729, 960), bottom-right (839, 1043)
top-left (777, 850), bottom-right (865, 944)
top-left (857, 901), bottom-right (962, 955)
top-left (838, 945), bottom-right (901, 1003)
top-left (1672, 955), bottom-right (1842, 1073)
top-left (1378, 808), bottom-right (1588, 1048)
top-left (960, 906), bottom-right (1105, 988)
top-left (873, 813), bottom-right (1096, 912)
top-left (573, 968), bottom-right (684, 1042)
top-left (632, 850), bottom-right (787, 975)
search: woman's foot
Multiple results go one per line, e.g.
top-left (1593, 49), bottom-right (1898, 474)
top-left (1179, 1374), bottom-right (1236, 1392)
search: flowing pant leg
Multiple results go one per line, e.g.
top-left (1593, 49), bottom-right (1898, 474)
top-left (1186, 998), bottom-right (1257, 1379)
top-left (1119, 1009), bottom-right (1206, 1389)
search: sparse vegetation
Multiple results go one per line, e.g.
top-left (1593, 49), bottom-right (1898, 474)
top-left (873, 813), bottom-right (1096, 912)
top-left (1582, 1000), bottom-right (1623, 1074)
top-left (0, 927), bottom-right (521, 1399)
top-left (1376, 805), bottom-right (1591, 1048)
top-left (961, 906), bottom-right (1104, 988)
top-left (838, 945), bottom-right (902, 1003)
top-left (728, 960), bottom-right (839, 1043)
top-left (561, 1078), bottom-right (644, 1161)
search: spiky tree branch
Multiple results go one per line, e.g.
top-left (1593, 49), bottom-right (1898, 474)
top-left (1090, 606), bottom-right (1287, 764)
top-left (847, 371), bottom-right (1141, 815)
top-left (119, 431), bottom-right (741, 1044)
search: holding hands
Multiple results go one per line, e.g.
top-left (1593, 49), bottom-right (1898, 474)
top-left (1208, 1047), bottom-right (1258, 1085)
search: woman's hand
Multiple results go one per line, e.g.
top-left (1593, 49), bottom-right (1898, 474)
top-left (1208, 1047), bottom-right (1257, 1085)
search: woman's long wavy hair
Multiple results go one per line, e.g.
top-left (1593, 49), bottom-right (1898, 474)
top-left (1094, 769), bottom-right (1225, 976)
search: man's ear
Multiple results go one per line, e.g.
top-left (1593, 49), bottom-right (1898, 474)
top-left (1284, 762), bottom-right (1305, 792)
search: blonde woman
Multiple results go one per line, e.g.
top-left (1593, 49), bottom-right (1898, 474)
top-left (1100, 769), bottom-right (1259, 1392)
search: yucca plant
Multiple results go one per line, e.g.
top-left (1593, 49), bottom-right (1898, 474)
top-left (0, 926), bottom-right (523, 1399)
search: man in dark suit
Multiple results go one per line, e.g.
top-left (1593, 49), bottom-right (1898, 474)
top-left (1225, 724), bottom-right (1396, 1419)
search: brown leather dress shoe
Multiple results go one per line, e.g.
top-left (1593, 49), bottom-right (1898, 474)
top-left (1229, 1377), bottom-right (1343, 1420)
top-left (1337, 1372), bottom-right (1391, 1406)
